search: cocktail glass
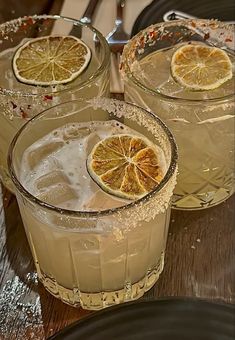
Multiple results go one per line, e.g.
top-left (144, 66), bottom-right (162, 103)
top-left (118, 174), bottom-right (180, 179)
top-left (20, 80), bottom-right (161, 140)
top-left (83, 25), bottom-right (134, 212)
top-left (0, 14), bottom-right (110, 191)
top-left (121, 19), bottom-right (234, 210)
top-left (8, 98), bottom-right (177, 310)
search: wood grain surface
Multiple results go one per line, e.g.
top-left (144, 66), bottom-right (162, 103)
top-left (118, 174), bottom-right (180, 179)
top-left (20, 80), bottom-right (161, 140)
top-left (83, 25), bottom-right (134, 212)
top-left (0, 4), bottom-right (234, 339)
top-left (0, 183), bottom-right (234, 339)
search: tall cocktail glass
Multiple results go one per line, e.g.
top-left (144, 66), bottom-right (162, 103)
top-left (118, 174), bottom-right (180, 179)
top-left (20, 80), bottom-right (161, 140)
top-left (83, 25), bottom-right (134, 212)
top-left (0, 14), bottom-right (110, 191)
top-left (8, 98), bottom-right (177, 310)
top-left (121, 19), bottom-right (234, 209)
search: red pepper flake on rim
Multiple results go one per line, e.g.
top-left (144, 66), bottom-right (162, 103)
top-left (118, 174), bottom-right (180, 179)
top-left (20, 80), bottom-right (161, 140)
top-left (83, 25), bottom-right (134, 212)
top-left (203, 32), bottom-right (210, 40)
top-left (20, 107), bottom-right (28, 119)
top-left (149, 30), bottom-right (156, 39)
top-left (43, 95), bottom-right (53, 101)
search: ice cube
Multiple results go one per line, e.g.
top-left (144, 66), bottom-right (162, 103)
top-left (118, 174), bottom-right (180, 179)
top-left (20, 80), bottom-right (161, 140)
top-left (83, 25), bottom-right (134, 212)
top-left (27, 141), bottom-right (64, 169)
top-left (35, 170), bottom-right (70, 190)
top-left (51, 215), bottom-right (96, 229)
top-left (84, 189), bottom-right (125, 211)
top-left (63, 125), bottom-right (90, 141)
top-left (86, 132), bottom-right (101, 155)
top-left (37, 183), bottom-right (77, 206)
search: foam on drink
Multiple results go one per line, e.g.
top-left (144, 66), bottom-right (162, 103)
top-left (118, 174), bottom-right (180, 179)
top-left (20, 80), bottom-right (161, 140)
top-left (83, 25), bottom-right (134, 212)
top-left (20, 120), bottom-right (167, 211)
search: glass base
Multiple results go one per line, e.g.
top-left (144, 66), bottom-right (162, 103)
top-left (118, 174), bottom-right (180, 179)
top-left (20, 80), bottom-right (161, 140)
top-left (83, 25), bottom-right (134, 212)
top-left (172, 189), bottom-right (234, 210)
top-left (36, 253), bottom-right (165, 310)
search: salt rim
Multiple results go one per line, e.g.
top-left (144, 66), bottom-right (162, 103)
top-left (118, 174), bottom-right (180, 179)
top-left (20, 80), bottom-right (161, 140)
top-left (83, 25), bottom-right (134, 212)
top-left (9, 97), bottom-right (178, 232)
top-left (120, 19), bottom-right (235, 103)
top-left (0, 14), bottom-right (83, 37)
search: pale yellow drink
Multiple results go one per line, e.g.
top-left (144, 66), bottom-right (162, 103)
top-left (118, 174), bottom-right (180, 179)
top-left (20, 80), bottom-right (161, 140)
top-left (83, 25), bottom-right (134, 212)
top-left (0, 15), bottom-right (110, 191)
top-left (9, 98), bottom-right (177, 310)
top-left (122, 19), bottom-right (235, 209)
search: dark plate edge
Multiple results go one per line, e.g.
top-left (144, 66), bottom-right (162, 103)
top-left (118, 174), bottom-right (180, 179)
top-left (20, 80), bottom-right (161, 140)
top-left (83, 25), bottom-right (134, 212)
top-left (48, 296), bottom-right (235, 339)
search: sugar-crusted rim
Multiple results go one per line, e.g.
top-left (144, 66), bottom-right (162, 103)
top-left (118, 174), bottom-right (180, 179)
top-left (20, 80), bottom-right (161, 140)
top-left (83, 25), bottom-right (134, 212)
top-left (8, 98), bottom-right (178, 219)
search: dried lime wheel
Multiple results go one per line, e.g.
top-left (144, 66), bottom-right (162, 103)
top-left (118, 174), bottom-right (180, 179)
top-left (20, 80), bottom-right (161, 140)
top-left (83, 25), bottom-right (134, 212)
top-left (171, 44), bottom-right (232, 90)
top-left (87, 134), bottom-right (164, 200)
top-left (13, 36), bottom-right (91, 85)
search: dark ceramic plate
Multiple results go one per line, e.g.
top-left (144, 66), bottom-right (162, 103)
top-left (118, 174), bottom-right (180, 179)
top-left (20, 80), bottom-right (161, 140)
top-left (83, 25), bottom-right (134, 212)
top-left (131, 0), bottom-right (235, 36)
top-left (49, 298), bottom-right (235, 340)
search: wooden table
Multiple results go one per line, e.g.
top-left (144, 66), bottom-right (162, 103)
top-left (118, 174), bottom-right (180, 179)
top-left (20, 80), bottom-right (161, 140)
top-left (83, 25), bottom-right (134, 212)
top-left (0, 183), bottom-right (234, 339)
top-left (0, 3), bottom-right (235, 339)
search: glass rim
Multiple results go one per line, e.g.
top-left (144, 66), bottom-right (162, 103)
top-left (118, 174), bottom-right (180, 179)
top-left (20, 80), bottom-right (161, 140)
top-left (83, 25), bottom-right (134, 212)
top-left (8, 98), bottom-right (178, 219)
top-left (122, 19), bottom-right (235, 104)
top-left (0, 14), bottom-right (110, 97)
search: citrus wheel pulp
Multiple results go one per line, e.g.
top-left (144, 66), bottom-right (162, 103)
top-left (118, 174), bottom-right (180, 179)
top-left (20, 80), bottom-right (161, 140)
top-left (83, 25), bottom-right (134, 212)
top-left (171, 44), bottom-right (233, 91)
top-left (13, 35), bottom-right (91, 86)
top-left (87, 134), bottom-right (164, 200)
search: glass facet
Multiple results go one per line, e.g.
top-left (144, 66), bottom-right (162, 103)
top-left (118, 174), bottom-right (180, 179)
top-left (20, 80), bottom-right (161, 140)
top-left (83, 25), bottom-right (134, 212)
top-left (121, 19), bottom-right (235, 210)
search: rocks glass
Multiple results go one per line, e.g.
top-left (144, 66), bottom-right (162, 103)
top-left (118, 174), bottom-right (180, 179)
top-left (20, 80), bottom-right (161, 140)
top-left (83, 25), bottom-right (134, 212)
top-left (121, 19), bottom-right (234, 209)
top-left (8, 98), bottom-right (177, 310)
